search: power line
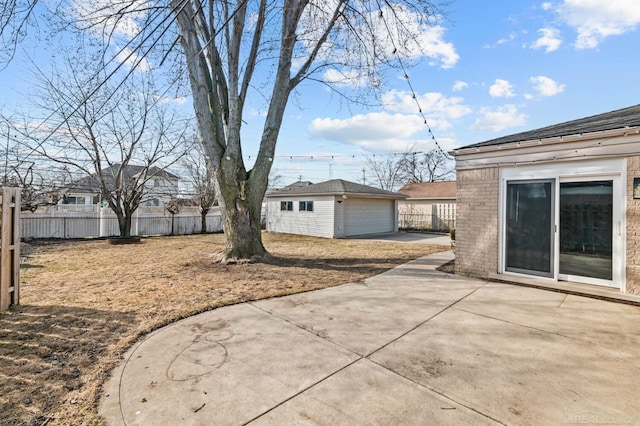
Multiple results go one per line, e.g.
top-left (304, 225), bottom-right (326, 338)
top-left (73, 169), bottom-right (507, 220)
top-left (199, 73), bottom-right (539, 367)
top-left (19, 0), bottom-right (251, 169)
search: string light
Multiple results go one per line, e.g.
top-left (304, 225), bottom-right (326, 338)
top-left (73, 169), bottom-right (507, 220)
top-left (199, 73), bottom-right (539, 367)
top-left (377, 7), bottom-right (452, 160)
top-left (244, 149), bottom-right (434, 162)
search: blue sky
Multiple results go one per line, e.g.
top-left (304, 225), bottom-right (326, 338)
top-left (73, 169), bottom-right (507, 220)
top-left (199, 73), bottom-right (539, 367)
top-left (261, 0), bottom-right (640, 184)
top-left (2, 0), bottom-right (640, 186)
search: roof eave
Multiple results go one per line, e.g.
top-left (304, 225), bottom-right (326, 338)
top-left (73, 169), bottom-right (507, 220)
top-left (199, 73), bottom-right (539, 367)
top-left (451, 126), bottom-right (639, 157)
top-left (403, 196), bottom-right (456, 200)
top-left (266, 191), bottom-right (406, 199)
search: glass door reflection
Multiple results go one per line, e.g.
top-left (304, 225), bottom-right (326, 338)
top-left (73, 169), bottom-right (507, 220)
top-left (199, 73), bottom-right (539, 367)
top-left (559, 181), bottom-right (613, 281)
top-left (505, 180), bottom-right (554, 277)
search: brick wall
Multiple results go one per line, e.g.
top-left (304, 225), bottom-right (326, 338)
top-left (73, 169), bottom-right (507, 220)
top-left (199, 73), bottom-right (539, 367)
top-left (626, 157), bottom-right (640, 294)
top-left (455, 167), bottom-right (500, 278)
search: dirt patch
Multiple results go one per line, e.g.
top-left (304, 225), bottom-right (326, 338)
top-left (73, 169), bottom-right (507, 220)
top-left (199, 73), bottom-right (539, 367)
top-left (436, 259), bottom-right (455, 274)
top-left (1, 232), bottom-right (450, 425)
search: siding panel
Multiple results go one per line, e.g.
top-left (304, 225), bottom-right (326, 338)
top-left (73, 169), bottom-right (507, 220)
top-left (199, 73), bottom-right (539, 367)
top-left (266, 196), bottom-right (335, 238)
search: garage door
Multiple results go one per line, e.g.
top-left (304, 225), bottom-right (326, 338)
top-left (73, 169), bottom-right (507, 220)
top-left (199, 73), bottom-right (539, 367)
top-left (344, 198), bottom-right (394, 236)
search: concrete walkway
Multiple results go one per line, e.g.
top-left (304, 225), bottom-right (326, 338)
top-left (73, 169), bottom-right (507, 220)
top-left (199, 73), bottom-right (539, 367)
top-left (100, 252), bottom-right (640, 425)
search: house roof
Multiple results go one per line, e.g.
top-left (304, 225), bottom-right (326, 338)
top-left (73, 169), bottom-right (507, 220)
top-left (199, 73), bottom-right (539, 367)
top-left (266, 179), bottom-right (407, 199)
top-left (461, 104), bottom-right (640, 149)
top-left (397, 181), bottom-right (456, 199)
top-left (63, 164), bottom-right (179, 193)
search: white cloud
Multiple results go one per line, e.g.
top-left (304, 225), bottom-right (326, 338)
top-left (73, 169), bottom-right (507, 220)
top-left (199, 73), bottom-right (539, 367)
top-left (309, 112), bottom-right (425, 145)
top-left (452, 80), bottom-right (468, 91)
top-left (530, 27), bottom-right (562, 52)
top-left (116, 47), bottom-right (151, 72)
top-left (69, 0), bottom-right (148, 39)
top-left (418, 25), bottom-right (460, 69)
top-left (542, 2), bottom-right (554, 11)
top-left (556, 0), bottom-right (640, 49)
top-left (529, 75), bottom-right (566, 96)
top-left (305, 4), bottom-right (459, 70)
top-left (154, 95), bottom-right (187, 105)
top-left (322, 69), bottom-right (372, 88)
top-left (483, 32), bottom-right (518, 48)
top-left (370, 5), bottom-right (459, 68)
top-left (489, 79), bottom-right (516, 98)
top-left (307, 111), bottom-right (456, 152)
top-left (381, 90), bottom-right (472, 123)
top-left (471, 105), bottom-right (527, 132)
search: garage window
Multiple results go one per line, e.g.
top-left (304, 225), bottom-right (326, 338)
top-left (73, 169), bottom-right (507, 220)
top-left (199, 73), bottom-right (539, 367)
top-left (280, 201), bottom-right (293, 211)
top-left (299, 201), bottom-right (314, 212)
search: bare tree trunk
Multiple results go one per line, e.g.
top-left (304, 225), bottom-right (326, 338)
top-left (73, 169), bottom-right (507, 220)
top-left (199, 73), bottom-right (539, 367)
top-left (215, 167), bottom-right (266, 259)
top-left (200, 208), bottom-right (208, 234)
top-left (117, 213), bottom-right (133, 238)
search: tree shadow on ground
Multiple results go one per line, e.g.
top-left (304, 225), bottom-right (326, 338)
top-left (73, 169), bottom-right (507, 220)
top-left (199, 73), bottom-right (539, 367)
top-left (0, 304), bottom-right (136, 425)
top-left (262, 256), bottom-right (415, 275)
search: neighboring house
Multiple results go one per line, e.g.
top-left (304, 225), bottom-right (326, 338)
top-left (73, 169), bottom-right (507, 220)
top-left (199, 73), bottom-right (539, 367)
top-left (451, 104), bottom-right (640, 295)
top-left (58, 164), bottom-right (180, 210)
top-left (265, 179), bottom-right (407, 238)
top-left (397, 181), bottom-right (456, 231)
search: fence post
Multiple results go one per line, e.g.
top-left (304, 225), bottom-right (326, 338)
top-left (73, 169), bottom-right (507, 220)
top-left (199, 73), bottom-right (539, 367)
top-left (1, 187), bottom-right (20, 310)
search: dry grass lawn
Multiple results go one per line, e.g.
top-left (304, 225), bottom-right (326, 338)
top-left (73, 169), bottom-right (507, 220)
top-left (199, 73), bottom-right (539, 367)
top-left (0, 232), bottom-right (450, 425)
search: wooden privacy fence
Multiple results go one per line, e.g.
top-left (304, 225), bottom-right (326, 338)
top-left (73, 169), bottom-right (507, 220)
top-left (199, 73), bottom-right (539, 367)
top-left (1, 188), bottom-right (20, 310)
top-left (399, 203), bottom-right (456, 232)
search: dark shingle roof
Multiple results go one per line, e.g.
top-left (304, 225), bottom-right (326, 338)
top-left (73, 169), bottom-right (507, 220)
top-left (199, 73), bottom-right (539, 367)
top-left (463, 104), bottom-right (640, 149)
top-left (63, 164), bottom-right (179, 193)
top-left (398, 181), bottom-right (456, 199)
top-left (267, 179), bottom-right (406, 198)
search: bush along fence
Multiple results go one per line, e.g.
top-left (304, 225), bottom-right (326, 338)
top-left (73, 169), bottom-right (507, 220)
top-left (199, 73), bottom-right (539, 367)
top-left (21, 208), bottom-right (226, 239)
top-left (399, 203), bottom-right (456, 232)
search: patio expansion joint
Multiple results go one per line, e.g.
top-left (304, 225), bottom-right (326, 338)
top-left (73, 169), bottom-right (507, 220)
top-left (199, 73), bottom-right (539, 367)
top-left (246, 301), bottom-right (363, 357)
top-left (362, 279), bottom-right (507, 425)
top-left (365, 356), bottom-right (507, 425)
top-left (241, 277), bottom-right (499, 424)
top-left (450, 306), bottom-right (637, 359)
top-left (242, 356), bottom-right (364, 425)
top-left (364, 280), bottom-right (491, 359)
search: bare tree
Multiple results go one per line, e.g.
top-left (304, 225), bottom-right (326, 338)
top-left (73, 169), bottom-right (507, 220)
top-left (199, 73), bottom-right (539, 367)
top-left (10, 0), bottom-right (444, 259)
top-left (181, 144), bottom-right (216, 233)
top-left (18, 61), bottom-right (192, 237)
top-left (268, 168), bottom-right (284, 189)
top-left (3, 164), bottom-right (61, 212)
top-left (0, 0), bottom-right (38, 68)
top-left (365, 155), bottom-right (405, 191)
top-left (168, 0), bottom-right (442, 260)
top-left (400, 149), bottom-right (453, 183)
top-left (0, 121), bottom-right (69, 211)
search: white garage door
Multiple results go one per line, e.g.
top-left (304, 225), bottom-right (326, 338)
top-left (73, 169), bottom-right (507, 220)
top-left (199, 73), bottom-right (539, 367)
top-left (344, 198), bottom-right (394, 236)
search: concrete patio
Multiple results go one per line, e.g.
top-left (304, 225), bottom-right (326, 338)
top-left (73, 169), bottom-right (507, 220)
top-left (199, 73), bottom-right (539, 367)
top-left (100, 251), bottom-right (640, 425)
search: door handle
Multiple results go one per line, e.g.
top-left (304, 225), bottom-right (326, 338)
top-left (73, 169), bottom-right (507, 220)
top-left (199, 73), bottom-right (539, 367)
top-left (617, 221), bottom-right (622, 236)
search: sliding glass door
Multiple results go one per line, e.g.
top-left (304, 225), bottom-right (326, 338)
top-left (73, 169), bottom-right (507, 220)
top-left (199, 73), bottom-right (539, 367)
top-left (559, 180), bottom-right (613, 282)
top-left (505, 180), bottom-right (555, 277)
top-left (502, 163), bottom-right (622, 289)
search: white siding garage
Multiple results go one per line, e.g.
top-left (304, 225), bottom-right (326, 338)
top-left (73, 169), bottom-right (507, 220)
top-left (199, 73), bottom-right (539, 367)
top-left (344, 198), bottom-right (394, 236)
top-left (266, 196), bottom-right (335, 238)
top-left (265, 179), bottom-right (406, 238)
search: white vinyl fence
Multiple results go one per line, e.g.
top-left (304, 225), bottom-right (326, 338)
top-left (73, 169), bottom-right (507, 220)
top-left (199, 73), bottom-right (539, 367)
top-left (21, 209), bottom-right (224, 239)
top-left (399, 203), bottom-right (456, 232)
